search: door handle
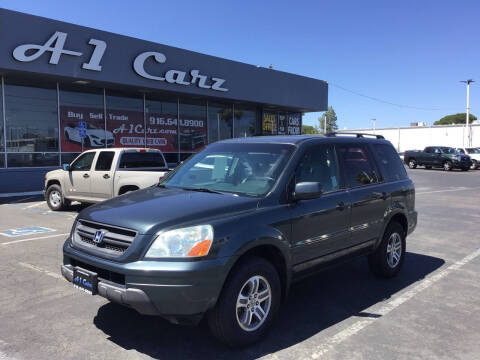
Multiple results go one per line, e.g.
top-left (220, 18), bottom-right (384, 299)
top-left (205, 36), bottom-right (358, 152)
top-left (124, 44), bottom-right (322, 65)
top-left (336, 201), bottom-right (346, 211)
top-left (372, 191), bottom-right (387, 200)
top-left (103, 174), bottom-right (110, 179)
top-left (83, 173), bottom-right (89, 179)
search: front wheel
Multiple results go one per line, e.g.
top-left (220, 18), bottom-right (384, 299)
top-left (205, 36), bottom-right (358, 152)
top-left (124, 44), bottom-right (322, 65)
top-left (207, 256), bottom-right (281, 347)
top-left (368, 222), bottom-right (406, 278)
top-left (408, 158), bottom-right (417, 169)
top-left (471, 160), bottom-right (478, 170)
top-left (46, 184), bottom-right (70, 211)
top-left (443, 161), bottom-right (453, 171)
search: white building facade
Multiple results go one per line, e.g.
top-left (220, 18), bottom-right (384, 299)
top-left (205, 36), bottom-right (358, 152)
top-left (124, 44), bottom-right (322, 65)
top-left (344, 124), bottom-right (480, 151)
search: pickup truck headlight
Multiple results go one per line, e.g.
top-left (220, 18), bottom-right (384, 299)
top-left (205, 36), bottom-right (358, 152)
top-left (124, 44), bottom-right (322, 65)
top-left (145, 225), bottom-right (213, 258)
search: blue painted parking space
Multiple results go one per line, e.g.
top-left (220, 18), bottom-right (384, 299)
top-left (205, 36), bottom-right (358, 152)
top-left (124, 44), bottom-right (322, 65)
top-left (0, 226), bottom-right (55, 237)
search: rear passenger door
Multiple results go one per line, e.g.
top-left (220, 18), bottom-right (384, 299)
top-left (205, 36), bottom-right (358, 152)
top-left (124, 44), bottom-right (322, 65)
top-left (90, 151), bottom-right (116, 200)
top-left (337, 143), bottom-right (389, 247)
top-left (290, 144), bottom-right (351, 264)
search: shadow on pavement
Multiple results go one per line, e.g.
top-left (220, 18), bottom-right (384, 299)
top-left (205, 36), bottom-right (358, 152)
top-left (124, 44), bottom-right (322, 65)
top-left (93, 252), bottom-right (444, 359)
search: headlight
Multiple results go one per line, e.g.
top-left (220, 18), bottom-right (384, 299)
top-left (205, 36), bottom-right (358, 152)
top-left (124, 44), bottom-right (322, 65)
top-left (90, 135), bottom-right (99, 139)
top-left (457, 155), bottom-right (462, 161)
top-left (145, 225), bottom-right (213, 258)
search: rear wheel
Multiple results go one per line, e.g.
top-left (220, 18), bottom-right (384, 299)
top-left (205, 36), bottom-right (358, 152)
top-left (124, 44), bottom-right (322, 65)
top-left (471, 160), bottom-right (478, 170)
top-left (207, 256), bottom-right (281, 347)
top-left (46, 184), bottom-right (70, 211)
top-left (408, 158), bottom-right (417, 169)
top-left (368, 222), bottom-right (406, 278)
top-left (443, 161), bottom-right (453, 171)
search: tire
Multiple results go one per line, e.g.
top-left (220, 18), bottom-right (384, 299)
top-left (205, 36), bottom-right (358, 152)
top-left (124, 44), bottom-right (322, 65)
top-left (207, 256), bottom-right (281, 347)
top-left (425, 165), bottom-right (432, 169)
top-left (443, 161), bottom-right (453, 171)
top-left (46, 184), bottom-right (70, 211)
top-left (461, 167), bottom-right (469, 172)
top-left (84, 137), bottom-right (91, 148)
top-left (65, 131), bottom-right (70, 141)
top-left (407, 158), bottom-right (417, 169)
top-left (368, 222), bottom-right (406, 279)
top-left (471, 160), bottom-right (478, 170)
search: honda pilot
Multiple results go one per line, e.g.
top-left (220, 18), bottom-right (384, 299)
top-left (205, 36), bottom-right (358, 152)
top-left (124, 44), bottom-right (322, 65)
top-left (61, 134), bottom-right (417, 347)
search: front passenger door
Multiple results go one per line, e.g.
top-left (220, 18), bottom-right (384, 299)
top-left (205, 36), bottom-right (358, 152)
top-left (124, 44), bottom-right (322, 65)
top-left (65, 152), bottom-right (96, 198)
top-left (290, 144), bottom-right (351, 265)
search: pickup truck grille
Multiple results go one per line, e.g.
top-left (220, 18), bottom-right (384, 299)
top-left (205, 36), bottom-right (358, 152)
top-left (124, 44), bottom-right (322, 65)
top-left (73, 220), bottom-right (137, 256)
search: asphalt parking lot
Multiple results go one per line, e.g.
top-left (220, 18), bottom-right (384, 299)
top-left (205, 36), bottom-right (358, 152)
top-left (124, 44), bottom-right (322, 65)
top-left (1, 168), bottom-right (479, 360)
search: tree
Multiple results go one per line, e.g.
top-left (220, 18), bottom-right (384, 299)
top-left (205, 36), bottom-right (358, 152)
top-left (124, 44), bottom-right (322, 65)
top-left (434, 113), bottom-right (477, 125)
top-left (301, 125), bottom-right (319, 134)
top-left (318, 106), bottom-right (338, 133)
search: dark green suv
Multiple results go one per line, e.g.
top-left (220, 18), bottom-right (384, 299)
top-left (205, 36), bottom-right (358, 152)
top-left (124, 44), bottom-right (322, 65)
top-left (61, 133), bottom-right (417, 347)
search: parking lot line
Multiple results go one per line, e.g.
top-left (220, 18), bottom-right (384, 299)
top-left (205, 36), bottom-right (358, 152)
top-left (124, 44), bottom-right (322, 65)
top-left (416, 186), bottom-right (480, 195)
top-left (0, 233), bottom-right (69, 246)
top-left (17, 262), bottom-right (63, 280)
top-left (308, 247), bottom-right (480, 359)
top-left (25, 202), bottom-right (45, 208)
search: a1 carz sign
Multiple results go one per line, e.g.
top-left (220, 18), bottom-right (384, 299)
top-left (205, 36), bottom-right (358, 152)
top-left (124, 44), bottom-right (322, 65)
top-left (12, 31), bottom-right (228, 92)
top-left (60, 106), bottom-right (207, 152)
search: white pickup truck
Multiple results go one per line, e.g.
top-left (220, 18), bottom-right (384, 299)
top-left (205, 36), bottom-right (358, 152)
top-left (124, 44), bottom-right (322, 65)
top-left (44, 148), bottom-right (169, 210)
top-left (456, 147), bottom-right (480, 169)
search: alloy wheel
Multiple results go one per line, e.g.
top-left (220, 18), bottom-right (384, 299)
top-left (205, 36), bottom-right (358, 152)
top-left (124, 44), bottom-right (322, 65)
top-left (236, 275), bottom-right (272, 332)
top-left (386, 232), bottom-right (402, 268)
top-left (443, 161), bottom-right (452, 171)
top-left (49, 190), bottom-right (62, 207)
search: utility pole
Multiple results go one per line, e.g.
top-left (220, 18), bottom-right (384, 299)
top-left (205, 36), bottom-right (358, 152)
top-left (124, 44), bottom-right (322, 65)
top-left (460, 79), bottom-right (474, 147)
top-left (324, 114), bottom-right (327, 134)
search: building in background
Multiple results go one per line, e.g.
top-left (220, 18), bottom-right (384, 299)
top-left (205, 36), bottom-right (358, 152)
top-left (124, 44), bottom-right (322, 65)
top-left (0, 9), bottom-right (328, 194)
top-left (344, 124), bottom-right (480, 151)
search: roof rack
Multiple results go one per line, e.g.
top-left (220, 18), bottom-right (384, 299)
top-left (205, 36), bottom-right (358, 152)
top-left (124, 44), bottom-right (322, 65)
top-left (325, 132), bottom-right (385, 139)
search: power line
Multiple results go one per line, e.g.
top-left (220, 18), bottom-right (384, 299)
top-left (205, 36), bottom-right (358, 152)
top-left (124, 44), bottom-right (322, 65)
top-left (328, 82), bottom-right (459, 111)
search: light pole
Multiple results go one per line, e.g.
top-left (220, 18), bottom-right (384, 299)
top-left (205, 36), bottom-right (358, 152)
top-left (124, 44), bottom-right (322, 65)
top-left (460, 79), bottom-right (474, 147)
top-left (372, 118), bottom-right (376, 134)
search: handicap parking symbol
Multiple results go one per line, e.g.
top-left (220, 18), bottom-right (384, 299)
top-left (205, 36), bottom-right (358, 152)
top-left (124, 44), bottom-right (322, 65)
top-left (0, 226), bottom-right (55, 237)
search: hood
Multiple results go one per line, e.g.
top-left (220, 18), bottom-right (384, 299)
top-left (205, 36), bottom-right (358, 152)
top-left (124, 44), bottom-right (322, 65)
top-left (87, 129), bottom-right (107, 137)
top-left (79, 186), bottom-right (259, 234)
top-left (47, 168), bottom-right (64, 177)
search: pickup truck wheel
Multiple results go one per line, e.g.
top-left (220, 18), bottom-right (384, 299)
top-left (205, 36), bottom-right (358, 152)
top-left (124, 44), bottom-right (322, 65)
top-left (470, 160), bottom-right (478, 170)
top-left (368, 222), bottom-right (406, 278)
top-left (46, 184), bottom-right (69, 211)
top-left (207, 256), bottom-right (281, 347)
top-left (443, 161), bottom-right (453, 171)
top-left (407, 158), bottom-right (417, 169)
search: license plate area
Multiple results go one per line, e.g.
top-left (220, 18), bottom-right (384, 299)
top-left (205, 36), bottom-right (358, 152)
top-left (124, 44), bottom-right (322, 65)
top-left (73, 267), bottom-right (98, 295)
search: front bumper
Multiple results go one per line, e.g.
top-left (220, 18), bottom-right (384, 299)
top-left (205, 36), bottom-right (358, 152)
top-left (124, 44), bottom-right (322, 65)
top-left (62, 239), bottom-right (232, 324)
top-left (452, 159), bottom-right (472, 169)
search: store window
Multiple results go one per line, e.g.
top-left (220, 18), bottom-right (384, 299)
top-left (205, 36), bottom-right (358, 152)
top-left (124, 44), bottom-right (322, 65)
top-left (208, 102), bottom-right (232, 144)
top-left (145, 94), bottom-right (178, 162)
top-left (262, 111), bottom-right (277, 135)
top-left (0, 79), bottom-right (3, 168)
top-left (233, 105), bottom-right (256, 138)
top-left (180, 99), bottom-right (207, 156)
top-left (7, 153), bottom-right (59, 167)
top-left (287, 112), bottom-right (302, 135)
top-left (4, 81), bottom-right (58, 163)
top-left (106, 91), bottom-right (144, 148)
top-left (59, 86), bottom-right (104, 156)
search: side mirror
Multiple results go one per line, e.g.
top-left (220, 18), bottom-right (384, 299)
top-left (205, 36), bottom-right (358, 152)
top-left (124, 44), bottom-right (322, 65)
top-left (62, 163), bottom-right (70, 171)
top-left (293, 182), bottom-right (323, 201)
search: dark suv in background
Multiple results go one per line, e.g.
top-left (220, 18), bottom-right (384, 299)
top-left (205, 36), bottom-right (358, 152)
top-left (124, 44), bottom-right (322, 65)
top-left (61, 133), bottom-right (417, 347)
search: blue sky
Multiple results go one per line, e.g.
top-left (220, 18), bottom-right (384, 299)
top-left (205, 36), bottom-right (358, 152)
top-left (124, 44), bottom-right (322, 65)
top-left (3, 0), bottom-right (479, 130)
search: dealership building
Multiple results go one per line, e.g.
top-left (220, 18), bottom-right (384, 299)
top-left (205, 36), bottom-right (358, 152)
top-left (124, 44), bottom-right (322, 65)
top-left (0, 9), bottom-right (328, 195)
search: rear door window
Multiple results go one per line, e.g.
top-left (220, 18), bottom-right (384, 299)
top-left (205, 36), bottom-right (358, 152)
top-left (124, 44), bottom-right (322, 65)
top-left (372, 144), bottom-right (407, 182)
top-left (95, 151), bottom-right (115, 171)
top-left (119, 152), bottom-right (166, 169)
top-left (337, 144), bottom-right (380, 187)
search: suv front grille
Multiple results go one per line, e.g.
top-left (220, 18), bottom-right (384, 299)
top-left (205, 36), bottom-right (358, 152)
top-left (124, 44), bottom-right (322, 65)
top-left (73, 220), bottom-right (137, 256)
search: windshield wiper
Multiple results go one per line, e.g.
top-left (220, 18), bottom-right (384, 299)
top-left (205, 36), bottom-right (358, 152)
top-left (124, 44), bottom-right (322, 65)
top-left (182, 187), bottom-right (225, 195)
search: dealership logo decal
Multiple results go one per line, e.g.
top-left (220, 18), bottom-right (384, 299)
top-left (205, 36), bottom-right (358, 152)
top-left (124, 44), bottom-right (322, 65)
top-left (12, 31), bottom-right (228, 92)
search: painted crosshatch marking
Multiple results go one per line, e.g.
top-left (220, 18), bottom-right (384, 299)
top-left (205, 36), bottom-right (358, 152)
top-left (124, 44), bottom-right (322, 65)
top-left (0, 226), bottom-right (55, 237)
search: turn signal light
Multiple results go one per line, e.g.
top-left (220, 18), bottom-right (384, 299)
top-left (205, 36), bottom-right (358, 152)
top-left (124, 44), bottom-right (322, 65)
top-left (187, 240), bottom-right (212, 257)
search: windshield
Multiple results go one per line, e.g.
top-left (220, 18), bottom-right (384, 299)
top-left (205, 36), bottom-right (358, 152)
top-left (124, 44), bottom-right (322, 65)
top-left (466, 148), bottom-right (480, 154)
top-left (160, 143), bottom-right (295, 197)
top-left (440, 147), bottom-right (456, 154)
